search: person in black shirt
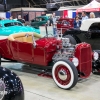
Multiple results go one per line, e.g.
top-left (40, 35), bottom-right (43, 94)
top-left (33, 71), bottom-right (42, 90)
top-left (17, 15), bottom-right (25, 25)
top-left (49, 15), bottom-right (53, 26)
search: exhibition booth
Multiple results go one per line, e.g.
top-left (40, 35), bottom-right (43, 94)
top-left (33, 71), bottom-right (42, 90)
top-left (77, 0), bottom-right (100, 12)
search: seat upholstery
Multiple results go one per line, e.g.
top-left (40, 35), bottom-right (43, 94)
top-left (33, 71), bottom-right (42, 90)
top-left (8, 32), bottom-right (42, 43)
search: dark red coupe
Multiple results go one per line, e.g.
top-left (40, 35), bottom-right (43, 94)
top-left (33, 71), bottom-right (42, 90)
top-left (57, 17), bottom-right (74, 34)
top-left (0, 32), bottom-right (98, 89)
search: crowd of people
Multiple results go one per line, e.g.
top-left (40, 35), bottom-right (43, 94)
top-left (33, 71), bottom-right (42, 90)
top-left (0, 15), bottom-right (25, 25)
top-left (46, 11), bottom-right (97, 36)
top-left (73, 11), bottom-right (96, 28)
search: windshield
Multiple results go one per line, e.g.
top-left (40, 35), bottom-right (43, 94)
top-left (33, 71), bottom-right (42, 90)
top-left (39, 26), bottom-right (54, 37)
top-left (4, 22), bottom-right (23, 27)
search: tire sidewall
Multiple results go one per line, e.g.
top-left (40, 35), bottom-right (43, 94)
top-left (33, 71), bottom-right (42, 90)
top-left (52, 60), bottom-right (78, 89)
top-left (63, 35), bottom-right (77, 45)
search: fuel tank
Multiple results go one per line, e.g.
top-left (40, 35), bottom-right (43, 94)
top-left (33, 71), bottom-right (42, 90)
top-left (0, 66), bottom-right (24, 100)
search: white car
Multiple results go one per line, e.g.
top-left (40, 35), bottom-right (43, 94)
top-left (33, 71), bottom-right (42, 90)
top-left (80, 18), bottom-right (100, 31)
top-left (63, 18), bottom-right (100, 50)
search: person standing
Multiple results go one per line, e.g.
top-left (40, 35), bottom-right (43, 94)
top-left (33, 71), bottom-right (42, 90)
top-left (17, 15), bottom-right (25, 25)
top-left (47, 15), bottom-right (53, 26)
top-left (48, 15), bottom-right (53, 26)
top-left (73, 16), bottom-right (81, 28)
top-left (81, 11), bottom-right (88, 21)
top-left (52, 12), bottom-right (57, 37)
top-left (89, 12), bottom-right (95, 18)
top-left (9, 16), bottom-right (13, 20)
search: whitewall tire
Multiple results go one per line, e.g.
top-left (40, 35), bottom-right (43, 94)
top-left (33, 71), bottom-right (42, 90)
top-left (52, 60), bottom-right (78, 89)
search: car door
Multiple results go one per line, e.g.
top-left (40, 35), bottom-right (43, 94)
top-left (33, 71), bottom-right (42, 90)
top-left (38, 17), bottom-right (46, 26)
top-left (9, 41), bottom-right (19, 60)
top-left (0, 25), bottom-right (8, 35)
top-left (17, 42), bottom-right (33, 63)
top-left (0, 22), bottom-right (13, 35)
top-left (0, 23), bottom-right (13, 35)
top-left (1, 27), bottom-right (12, 35)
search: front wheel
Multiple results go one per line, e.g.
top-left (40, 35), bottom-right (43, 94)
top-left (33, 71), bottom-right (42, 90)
top-left (52, 60), bottom-right (78, 90)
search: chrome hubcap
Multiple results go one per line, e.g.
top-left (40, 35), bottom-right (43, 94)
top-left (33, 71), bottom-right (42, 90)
top-left (58, 69), bottom-right (67, 81)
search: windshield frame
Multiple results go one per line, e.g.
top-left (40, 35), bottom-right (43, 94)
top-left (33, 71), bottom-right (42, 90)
top-left (39, 26), bottom-right (54, 37)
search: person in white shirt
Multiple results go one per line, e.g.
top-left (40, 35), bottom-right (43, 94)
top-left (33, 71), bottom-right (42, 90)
top-left (81, 11), bottom-right (88, 21)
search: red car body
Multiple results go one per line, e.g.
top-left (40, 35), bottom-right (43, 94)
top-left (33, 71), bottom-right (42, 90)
top-left (0, 37), bottom-right (91, 77)
top-left (0, 37), bottom-right (58, 66)
top-left (0, 32), bottom-right (95, 89)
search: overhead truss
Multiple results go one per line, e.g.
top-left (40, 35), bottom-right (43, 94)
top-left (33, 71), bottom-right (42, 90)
top-left (26, 0), bottom-right (91, 7)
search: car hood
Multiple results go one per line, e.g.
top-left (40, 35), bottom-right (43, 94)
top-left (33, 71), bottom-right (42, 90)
top-left (1, 26), bottom-right (40, 36)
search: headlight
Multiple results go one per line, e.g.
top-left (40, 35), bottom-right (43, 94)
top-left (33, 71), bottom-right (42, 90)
top-left (72, 57), bottom-right (79, 67)
top-left (93, 52), bottom-right (99, 60)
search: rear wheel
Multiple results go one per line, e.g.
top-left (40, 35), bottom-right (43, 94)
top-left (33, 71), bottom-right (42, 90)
top-left (52, 60), bottom-right (78, 89)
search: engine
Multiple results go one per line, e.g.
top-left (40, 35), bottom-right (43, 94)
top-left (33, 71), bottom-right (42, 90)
top-left (52, 38), bottom-right (75, 62)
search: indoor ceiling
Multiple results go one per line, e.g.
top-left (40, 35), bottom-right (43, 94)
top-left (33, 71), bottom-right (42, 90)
top-left (0, 0), bottom-right (98, 11)
top-left (26, 0), bottom-right (92, 7)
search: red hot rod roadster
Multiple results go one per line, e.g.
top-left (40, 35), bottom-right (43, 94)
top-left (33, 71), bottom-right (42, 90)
top-left (0, 32), bottom-right (98, 89)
